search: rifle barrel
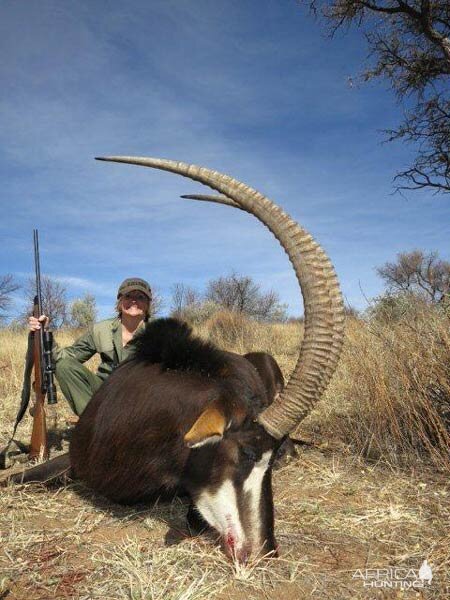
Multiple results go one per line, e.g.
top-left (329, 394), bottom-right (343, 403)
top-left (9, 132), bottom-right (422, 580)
top-left (33, 230), bottom-right (46, 391)
top-left (33, 230), bottom-right (43, 318)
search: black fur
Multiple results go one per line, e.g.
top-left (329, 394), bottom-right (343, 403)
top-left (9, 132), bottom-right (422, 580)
top-left (132, 318), bottom-right (228, 377)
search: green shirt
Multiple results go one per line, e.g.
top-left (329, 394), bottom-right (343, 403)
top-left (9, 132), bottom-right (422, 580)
top-left (54, 317), bottom-right (142, 380)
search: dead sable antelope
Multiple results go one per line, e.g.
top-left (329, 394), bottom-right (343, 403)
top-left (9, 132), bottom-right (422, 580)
top-left (11, 157), bottom-right (345, 562)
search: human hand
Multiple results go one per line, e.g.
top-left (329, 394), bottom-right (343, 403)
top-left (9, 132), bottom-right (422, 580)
top-left (28, 315), bottom-right (49, 331)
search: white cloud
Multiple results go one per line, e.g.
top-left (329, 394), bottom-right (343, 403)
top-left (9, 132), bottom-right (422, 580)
top-left (52, 276), bottom-right (116, 297)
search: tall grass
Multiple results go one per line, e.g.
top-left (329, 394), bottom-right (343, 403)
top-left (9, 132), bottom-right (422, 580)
top-left (0, 328), bottom-right (85, 440)
top-left (303, 303), bottom-right (450, 470)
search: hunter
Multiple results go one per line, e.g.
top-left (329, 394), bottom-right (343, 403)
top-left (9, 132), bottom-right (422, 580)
top-left (28, 278), bottom-right (152, 416)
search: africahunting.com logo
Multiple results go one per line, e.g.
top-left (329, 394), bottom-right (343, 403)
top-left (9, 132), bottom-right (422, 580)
top-left (352, 560), bottom-right (433, 590)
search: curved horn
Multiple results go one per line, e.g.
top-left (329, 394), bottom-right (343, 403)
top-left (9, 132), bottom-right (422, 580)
top-left (95, 156), bottom-right (345, 439)
top-left (181, 193), bottom-right (241, 211)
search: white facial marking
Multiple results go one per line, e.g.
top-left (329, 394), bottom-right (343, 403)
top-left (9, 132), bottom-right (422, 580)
top-left (196, 480), bottom-right (245, 551)
top-left (243, 450), bottom-right (272, 550)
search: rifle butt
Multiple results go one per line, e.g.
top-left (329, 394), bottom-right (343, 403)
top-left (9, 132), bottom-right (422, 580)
top-left (29, 399), bottom-right (48, 460)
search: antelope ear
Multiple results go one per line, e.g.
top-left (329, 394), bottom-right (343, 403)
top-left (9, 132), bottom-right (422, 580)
top-left (184, 404), bottom-right (227, 448)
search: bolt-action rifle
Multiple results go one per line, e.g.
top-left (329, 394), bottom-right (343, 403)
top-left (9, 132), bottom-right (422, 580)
top-left (29, 229), bottom-right (58, 459)
top-left (0, 230), bottom-right (57, 469)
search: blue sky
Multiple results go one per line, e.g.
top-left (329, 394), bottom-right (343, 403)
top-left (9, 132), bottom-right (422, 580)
top-left (1, 0), bottom-right (448, 320)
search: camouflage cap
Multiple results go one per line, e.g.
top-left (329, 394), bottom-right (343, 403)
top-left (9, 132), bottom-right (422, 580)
top-left (117, 278), bottom-right (152, 300)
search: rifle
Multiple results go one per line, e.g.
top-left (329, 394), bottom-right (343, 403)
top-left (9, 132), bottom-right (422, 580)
top-left (29, 229), bottom-right (58, 459)
top-left (0, 230), bottom-right (57, 469)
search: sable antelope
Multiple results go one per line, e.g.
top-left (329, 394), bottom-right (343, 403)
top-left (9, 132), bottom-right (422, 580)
top-left (12, 157), bottom-right (345, 562)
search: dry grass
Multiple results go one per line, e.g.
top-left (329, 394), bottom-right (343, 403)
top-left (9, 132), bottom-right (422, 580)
top-left (1, 451), bottom-right (449, 598)
top-left (1, 305), bottom-right (450, 598)
top-left (303, 304), bottom-right (450, 471)
top-left (197, 310), bottom-right (302, 375)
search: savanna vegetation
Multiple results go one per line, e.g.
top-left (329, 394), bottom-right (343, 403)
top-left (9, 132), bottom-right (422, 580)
top-left (1, 251), bottom-right (449, 598)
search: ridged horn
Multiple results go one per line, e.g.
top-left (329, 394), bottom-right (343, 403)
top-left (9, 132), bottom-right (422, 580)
top-left (95, 156), bottom-right (345, 439)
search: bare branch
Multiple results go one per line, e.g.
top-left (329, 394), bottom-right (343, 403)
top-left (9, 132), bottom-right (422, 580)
top-left (170, 283), bottom-right (202, 319)
top-left (300, 0), bottom-right (450, 194)
top-left (22, 275), bottom-right (69, 328)
top-left (0, 274), bottom-right (20, 320)
top-left (205, 273), bottom-right (287, 322)
top-left (377, 250), bottom-right (450, 302)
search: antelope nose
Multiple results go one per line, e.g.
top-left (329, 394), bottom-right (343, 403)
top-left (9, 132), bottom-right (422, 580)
top-left (223, 540), bottom-right (251, 563)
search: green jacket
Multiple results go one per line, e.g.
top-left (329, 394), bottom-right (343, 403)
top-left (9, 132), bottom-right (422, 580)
top-left (54, 317), bottom-right (141, 381)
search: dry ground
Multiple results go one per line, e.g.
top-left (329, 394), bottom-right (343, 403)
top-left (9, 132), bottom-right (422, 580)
top-left (1, 446), bottom-right (448, 599)
top-left (1, 315), bottom-right (449, 599)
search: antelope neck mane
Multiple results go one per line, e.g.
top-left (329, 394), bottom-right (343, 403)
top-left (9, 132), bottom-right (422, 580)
top-left (132, 317), bottom-right (227, 377)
